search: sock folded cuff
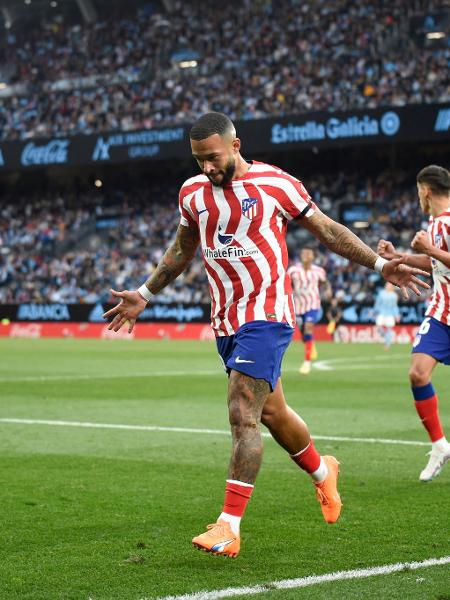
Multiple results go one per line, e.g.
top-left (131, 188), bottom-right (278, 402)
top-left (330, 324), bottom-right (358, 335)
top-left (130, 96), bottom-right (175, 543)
top-left (225, 481), bottom-right (254, 499)
top-left (412, 383), bottom-right (435, 401)
top-left (290, 442), bottom-right (310, 458)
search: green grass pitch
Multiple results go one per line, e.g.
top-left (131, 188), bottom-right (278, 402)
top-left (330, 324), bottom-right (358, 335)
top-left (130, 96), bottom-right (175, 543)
top-left (0, 337), bottom-right (449, 600)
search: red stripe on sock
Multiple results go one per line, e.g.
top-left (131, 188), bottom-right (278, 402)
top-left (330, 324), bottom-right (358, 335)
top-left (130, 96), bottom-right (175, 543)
top-left (305, 340), bottom-right (313, 361)
top-left (291, 440), bottom-right (321, 474)
top-left (414, 396), bottom-right (444, 442)
top-left (223, 482), bottom-right (253, 517)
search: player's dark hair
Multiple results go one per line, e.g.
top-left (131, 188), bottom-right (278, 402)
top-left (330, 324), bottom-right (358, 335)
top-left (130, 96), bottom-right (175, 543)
top-left (416, 165), bottom-right (450, 195)
top-left (190, 112), bottom-right (235, 141)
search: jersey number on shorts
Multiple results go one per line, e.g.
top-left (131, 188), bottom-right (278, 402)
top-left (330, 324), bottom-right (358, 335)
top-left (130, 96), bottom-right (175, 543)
top-left (418, 318), bottom-right (431, 335)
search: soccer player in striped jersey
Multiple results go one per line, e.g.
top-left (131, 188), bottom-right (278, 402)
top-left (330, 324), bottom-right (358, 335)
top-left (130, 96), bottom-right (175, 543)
top-left (104, 113), bottom-right (429, 557)
top-left (378, 164), bottom-right (450, 482)
top-left (288, 248), bottom-right (332, 374)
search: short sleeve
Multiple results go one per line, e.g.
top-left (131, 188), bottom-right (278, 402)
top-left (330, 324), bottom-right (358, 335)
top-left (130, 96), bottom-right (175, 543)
top-left (178, 187), bottom-right (197, 228)
top-left (272, 175), bottom-right (316, 221)
top-left (287, 266), bottom-right (301, 291)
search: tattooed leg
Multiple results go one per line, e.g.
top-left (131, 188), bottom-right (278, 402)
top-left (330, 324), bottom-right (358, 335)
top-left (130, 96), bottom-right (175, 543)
top-left (227, 370), bottom-right (270, 484)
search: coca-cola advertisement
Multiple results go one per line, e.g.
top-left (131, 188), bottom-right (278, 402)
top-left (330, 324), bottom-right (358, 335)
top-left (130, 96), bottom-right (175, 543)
top-left (0, 104), bottom-right (448, 172)
top-left (20, 140), bottom-right (70, 166)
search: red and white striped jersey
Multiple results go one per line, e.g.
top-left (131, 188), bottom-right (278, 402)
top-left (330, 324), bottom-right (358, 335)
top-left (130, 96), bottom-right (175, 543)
top-left (178, 161), bottom-right (316, 336)
top-left (287, 263), bottom-right (327, 314)
top-left (425, 209), bottom-right (450, 325)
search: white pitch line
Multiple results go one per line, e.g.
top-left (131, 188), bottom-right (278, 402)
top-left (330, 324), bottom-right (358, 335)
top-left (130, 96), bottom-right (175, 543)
top-left (152, 556), bottom-right (450, 600)
top-left (314, 354), bottom-right (408, 371)
top-left (314, 362), bottom-right (403, 371)
top-left (0, 418), bottom-right (429, 447)
top-left (0, 370), bottom-right (222, 383)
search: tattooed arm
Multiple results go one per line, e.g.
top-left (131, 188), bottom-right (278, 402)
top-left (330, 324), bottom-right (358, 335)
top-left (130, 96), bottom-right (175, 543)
top-left (300, 211), bottom-right (378, 268)
top-left (103, 224), bottom-right (200, 332)
top-left (298, 209), bottom-right (430, 299)
top-left (144, 224), bottom-right (200, 294)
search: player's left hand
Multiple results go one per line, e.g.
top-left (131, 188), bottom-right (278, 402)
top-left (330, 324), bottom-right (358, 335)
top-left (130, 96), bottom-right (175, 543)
top-left (381, 258), bottom-right (430, 300)
top-left (411, 230), bottom-right (432, 254)
top-left (102, 289), bottom-right (148, 333)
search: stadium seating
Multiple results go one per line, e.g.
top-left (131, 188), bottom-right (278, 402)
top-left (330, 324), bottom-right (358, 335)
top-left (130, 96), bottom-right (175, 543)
top-left (0, 0), bottom-right (448, 140)
top-left (0, 171), bottom-right (429, 304)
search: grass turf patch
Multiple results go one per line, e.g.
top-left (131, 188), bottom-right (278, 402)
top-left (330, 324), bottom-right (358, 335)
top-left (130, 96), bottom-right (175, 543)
top-left (0, 338), bottom-right (449, 599)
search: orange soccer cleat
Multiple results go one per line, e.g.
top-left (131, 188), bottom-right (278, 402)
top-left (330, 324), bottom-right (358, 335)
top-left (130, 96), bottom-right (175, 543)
top-left (314, 455), bottom-right (342, 523)
top-left (192, 520), bottom-right (240, 557)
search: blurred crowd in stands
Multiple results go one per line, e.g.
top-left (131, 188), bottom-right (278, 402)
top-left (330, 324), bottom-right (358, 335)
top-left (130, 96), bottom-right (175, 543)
top-left (0, 171), bottom-right (430, 306)
top-left (0, 0), bottom-right (448, 141)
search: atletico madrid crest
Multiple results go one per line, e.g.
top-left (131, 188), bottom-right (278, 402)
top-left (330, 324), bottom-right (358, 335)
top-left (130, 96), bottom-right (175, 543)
top-left (242, 197), bottom-right (258, 220)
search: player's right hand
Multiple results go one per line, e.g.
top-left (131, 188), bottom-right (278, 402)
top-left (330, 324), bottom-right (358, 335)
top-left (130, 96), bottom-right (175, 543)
top-left (377, 239), bottom-right (396, 259)
top-left (102, 289), bottom-right (148, 333)
top-left (381, 258), bottom-right (430, 300)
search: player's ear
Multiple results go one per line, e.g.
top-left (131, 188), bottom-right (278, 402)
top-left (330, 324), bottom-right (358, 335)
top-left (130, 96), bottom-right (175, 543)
top-left (232, 137), bottom-right (241, 154)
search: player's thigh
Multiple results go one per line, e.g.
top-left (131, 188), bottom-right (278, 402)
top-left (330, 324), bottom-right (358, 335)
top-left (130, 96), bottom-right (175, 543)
top-left (227, 369), bottom-right (271, 422)
top-left (262, 379), bottom-right (287, 417)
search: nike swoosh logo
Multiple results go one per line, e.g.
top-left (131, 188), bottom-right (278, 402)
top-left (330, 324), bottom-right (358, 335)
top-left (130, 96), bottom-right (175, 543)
top-left (198, 208), bottom-right (208, 215)
top-left (211, 539), bottom-right (236, 552)
top-left (235, 356), bottom-right (255, 364)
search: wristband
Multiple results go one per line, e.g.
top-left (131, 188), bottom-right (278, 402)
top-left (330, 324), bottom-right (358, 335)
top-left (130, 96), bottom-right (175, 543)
top-left (137, 284), bottom-right (152, 302)
top-left (374, 256), bottom-right (388, 273)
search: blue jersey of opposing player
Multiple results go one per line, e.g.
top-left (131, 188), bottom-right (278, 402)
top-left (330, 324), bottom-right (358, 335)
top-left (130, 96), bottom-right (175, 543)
top-left (374, 287), bottom-right (400, 319)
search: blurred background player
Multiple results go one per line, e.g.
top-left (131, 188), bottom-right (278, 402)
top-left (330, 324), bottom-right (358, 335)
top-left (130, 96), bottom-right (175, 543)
top-left (288, 248), bottom-right (332, 374)
top-left (373, 282), bottom-right (400, 350)
top-left (326, 296), bottom-right (343, 341)
top-left (378, 164), bottom-right (450, 481)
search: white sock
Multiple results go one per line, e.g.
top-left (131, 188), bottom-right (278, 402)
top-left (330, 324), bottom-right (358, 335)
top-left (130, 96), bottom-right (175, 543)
top-left (218, 512), bottom-right (241, 535)
top-left (311, 457), bottom-right (328, 482)
top-left (432, 437), bottom-right (450, 453)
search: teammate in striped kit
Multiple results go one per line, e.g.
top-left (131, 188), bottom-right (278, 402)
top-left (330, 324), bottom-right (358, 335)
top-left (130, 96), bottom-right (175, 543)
top-left (104, 113), bottom-right (429, 557)
top-left (288, 248), bottom-right (331, 374)
top-left (378, 164), bottom-right (450, 481)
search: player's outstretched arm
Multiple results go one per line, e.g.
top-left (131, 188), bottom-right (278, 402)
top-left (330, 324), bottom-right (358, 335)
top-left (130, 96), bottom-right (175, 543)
top-left (378, 238), bottom-right (432, 272)
top-left (103, 224), bottom-right (200, 332)
top-left (300, 210), bottom-right (430, 299)
top-left (411, 230), bottom-right (450, 269)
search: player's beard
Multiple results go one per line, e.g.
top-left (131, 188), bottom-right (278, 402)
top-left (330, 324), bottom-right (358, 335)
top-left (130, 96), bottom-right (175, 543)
top-left (208, 157), bottom-right (236, 187)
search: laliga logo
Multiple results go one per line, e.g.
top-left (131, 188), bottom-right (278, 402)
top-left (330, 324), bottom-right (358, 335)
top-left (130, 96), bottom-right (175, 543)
top-left (21, 140), bottom-right (69, 166)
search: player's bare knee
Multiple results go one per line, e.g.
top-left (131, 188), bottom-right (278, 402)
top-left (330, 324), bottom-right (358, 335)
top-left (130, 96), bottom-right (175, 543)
top-left (261, 405), bottom-right (286, 429)
top-left (304, 323), bottom-right (313, 335)
top-left (260, 410), bottom-right (274, 429)
top-left (408, 366), bottom-right (431, 387)
top-left (228, 401), bottom-right (259, 430)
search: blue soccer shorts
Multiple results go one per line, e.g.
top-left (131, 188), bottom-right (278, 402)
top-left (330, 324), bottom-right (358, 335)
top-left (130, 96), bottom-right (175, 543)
top-left (412, 316), bottom-right (450, 365)
top-left (216, 320), bottom-right (294, 391)
top-left (296, 308), bottom-right (323, 329)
